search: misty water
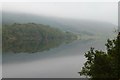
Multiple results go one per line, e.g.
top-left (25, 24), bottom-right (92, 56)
top-left (2, 38), bottom-right (106, 78)
top-left (1, 2), bottom-right (118, 78)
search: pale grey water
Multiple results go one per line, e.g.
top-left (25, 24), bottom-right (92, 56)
top-left (2, 39), bottom-right (106, 78)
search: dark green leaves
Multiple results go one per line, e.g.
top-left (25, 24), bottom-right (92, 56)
top-left (79, 33), bottom-right (120, 79)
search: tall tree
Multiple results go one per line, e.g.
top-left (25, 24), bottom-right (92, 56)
top-left (79, 32), bottom-right (120, 80)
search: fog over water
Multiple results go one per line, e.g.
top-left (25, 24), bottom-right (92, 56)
top-left (3, 39), bottom-right (106, 78)
top-left (2, 2), bottom-right (118, 78)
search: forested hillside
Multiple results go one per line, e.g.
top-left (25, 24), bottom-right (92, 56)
top-left (3, 12), bottom-right (116, 37)
top-left (3, 23), bottom-right (77, 53)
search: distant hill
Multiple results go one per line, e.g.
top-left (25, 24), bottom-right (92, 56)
top-left (2, 11), bottom-right (117, 39)
top-left (3, 23), bottom-right (77, 53)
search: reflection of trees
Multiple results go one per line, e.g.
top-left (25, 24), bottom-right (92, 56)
top-left (3, 39), bottom-right (63, 53)
top-left (3, 23), bottom-right (77, 53)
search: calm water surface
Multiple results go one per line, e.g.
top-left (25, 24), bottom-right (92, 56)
top-left (3, 39), bottom-right (106, 78)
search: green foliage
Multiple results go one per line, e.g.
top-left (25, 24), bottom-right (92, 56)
top-left (3, 23), bottom-right (77, 53)
top-left (79, 33), bottom-right (120, 79)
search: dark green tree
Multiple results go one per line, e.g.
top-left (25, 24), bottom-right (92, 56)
top-left (79, 32), bottom-right (120, 80)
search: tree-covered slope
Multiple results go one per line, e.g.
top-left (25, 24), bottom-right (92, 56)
top-left (3, 23), bottom-right (77, 53)
top-left (3, 11), bottom-right (117, 36)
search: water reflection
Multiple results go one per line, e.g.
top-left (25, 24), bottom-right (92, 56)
top-left (2, 39), bottom-right (105, 78)
top-left (3, 38), bottom-right (74, 53)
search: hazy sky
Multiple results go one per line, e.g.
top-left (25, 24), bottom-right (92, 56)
top-left (2, 2), bottom-right (118, 25)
